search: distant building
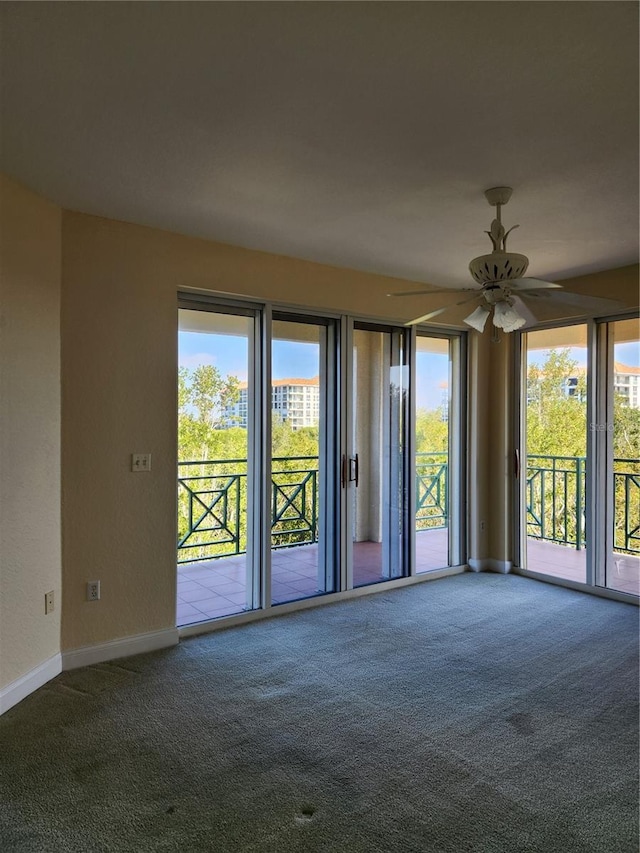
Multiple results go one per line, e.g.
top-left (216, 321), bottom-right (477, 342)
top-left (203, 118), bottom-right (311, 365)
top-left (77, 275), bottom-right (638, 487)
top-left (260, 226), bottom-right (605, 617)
top-left (613, 362), bottom-right (640, 409)
top-left (564, 363), bottom-right (640, 408)
top-left (223, 377), bottom-right (320, 429)
top-left (563, 375), bottom-right (583, 400)
top-left (439, 381), bottom-right (449, 421)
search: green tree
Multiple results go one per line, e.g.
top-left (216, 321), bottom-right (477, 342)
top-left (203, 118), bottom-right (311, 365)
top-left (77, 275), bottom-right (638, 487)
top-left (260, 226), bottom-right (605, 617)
top-left (526, 349), bottom-right (586, 457)
top-left (178, 366), bottom-right (244, 463)
top-left (190, 365), bottom-right (240, 429)
top-left (525, 348), bottom-right (640, 553)
top-left (415, 407), bottom-right (448, 454)
top-left (613, 395), bottom-right (640, 458)
top-left (178, 367), bottom-right (192, 414)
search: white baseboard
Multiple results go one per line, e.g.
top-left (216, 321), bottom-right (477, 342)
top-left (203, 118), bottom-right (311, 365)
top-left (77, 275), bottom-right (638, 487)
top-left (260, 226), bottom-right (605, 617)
top-left (486, 559), bottom-right (513, 574)
top-left (468, 558), bottom-right (512, 574)
top-left (62, 627), bottom-right (179, 671)
top-left (0, 653), bottom-right (62, 715)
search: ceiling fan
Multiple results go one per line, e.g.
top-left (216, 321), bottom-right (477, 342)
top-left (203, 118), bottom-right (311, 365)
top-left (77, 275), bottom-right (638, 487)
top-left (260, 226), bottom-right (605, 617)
top-left (389, 187), bottom-right (622, 332)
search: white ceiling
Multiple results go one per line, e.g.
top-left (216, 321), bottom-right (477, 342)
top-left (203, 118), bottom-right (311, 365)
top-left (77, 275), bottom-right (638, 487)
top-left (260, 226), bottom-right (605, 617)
top-left (1, 2), bottom-right (638, 288)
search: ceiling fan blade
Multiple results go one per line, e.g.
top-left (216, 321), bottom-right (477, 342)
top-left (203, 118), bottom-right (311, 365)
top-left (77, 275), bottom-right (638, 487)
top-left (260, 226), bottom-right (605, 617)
top-left (388, 287), bottom-right (478, 298)
top-left (509, 277), bottom-right (562, 290)
top-left (523, 290), bottom-right (624, 313)
top-left (404, 294), bottom-right (482, 326)
top-left (510, 294), bottom-right (540, 327)
top-left (405, 307), bottom-right (452, 325)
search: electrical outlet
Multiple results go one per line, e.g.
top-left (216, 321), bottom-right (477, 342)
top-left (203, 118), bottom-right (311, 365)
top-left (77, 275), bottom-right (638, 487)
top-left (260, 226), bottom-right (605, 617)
top-left (45, 590), bottom-right (54, 614)
top-left (87, 581), bottom-right (101, 601)
top-left (131, 453), bottom-right (151, 472)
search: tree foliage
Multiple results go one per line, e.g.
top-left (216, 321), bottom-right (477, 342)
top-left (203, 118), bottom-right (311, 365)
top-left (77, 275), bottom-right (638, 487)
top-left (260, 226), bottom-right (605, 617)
top-left (415, 406), bottom-right (448, 454)
top-left (526, 349), bottom-right (587, 457)
top-left (179, 366), bottom-right (244, 462)
top-left (526, 348), bottom-right (640, 459)
top-left (526, 348), bottom-right (640, 553)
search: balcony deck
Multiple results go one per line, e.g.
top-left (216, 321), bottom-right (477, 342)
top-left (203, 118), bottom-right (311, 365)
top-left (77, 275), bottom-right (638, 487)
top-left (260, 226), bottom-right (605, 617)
top-left (177, 530), bottom-right (639, 627)
top-left (523, 537), bottom-right (639, 596)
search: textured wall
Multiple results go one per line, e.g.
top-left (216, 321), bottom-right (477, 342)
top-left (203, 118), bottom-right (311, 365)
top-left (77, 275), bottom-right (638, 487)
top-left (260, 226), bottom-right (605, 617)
top-left (466, 330), bottom-right (491, 565)
top-left (0, 176), bottom-right (61, 688)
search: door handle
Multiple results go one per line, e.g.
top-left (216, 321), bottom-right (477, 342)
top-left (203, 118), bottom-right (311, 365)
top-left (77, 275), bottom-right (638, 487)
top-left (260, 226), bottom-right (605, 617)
top-left (514, 449), bottom-right (520, 479)
top-left (342, 454), bottom-right (359, 488)
top-left (349, 453), bottom-right (359, 487)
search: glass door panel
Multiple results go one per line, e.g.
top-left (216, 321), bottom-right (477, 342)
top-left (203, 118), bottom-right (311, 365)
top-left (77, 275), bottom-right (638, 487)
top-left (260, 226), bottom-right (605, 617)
top-left (415, 335), bottom-right (450, 572)
top-left (351, 324), bottom-right (409, 587)
top-left (523, 324), bottom-right (588, 583)
top-left (605, 319), bottom-right (640, 595)
top-left (176, 307), bottom-right (257, 626)
top-left (270, 316), bottom-right (337, 605)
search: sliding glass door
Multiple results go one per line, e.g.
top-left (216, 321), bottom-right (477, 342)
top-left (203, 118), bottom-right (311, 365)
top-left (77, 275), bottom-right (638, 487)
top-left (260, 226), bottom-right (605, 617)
top-left (177, 305), bottom-right (260, 626)
top-left (414, 333), bottom-right (464, 572)
top-left (522, 324), bottom-right (588, 583)
top-left (269, 315), bottom-right (338, 605)
top-left (349, 323), bottom-right (410, 587)
top-left (518, 316), bottom-right (639, 598)
top-left (176, 300), bottom-right (467, 627)
top-left (599, 318), bottom-right (639, 595)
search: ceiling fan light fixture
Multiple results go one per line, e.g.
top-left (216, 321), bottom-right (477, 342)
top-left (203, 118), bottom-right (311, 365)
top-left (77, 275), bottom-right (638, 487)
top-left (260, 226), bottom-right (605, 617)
top-left (463, 304), bottom-right (491, 332)
top-left (492, 299), bottom-right (526, 332)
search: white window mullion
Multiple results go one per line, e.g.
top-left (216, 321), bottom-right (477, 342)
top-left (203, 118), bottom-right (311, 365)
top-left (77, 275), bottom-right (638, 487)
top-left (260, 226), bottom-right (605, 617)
top-left (251, 304), bottom-right (272, 611)
top-left (342, 315), bottom-right (353, 592)
top-left (407, 326), bottom-right (417, 576)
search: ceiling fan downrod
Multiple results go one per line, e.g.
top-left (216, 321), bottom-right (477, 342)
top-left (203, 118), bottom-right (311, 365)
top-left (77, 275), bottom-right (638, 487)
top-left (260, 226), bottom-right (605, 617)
top-left (468, 187), bottom-right (530, 285)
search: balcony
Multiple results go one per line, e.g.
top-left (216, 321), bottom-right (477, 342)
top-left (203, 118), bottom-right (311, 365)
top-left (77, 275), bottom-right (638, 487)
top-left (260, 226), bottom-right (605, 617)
top-left (177, 454), bottom-right (639, 626)
top-left (525, 454), bottom-right (639, 595)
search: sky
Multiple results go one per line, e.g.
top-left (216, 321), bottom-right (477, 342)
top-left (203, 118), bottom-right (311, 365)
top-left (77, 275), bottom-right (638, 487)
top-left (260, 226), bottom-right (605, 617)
top-left (528, 342), bottom-right (639, 367)
top-left (179, 330), bottom-right (639, 412)
top-left (179, 331), bottom-right (449, 410)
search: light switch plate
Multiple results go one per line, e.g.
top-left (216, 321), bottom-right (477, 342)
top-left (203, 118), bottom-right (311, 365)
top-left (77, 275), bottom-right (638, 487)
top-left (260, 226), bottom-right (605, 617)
top-left (132, 453), bottom-right (151, 472)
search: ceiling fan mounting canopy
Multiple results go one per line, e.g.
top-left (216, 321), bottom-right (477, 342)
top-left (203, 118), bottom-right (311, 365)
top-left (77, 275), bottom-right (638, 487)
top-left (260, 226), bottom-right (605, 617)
top-left (484, 186), bottom-right (513, 207)
top-left (468, 186), bottom-right (530, 285)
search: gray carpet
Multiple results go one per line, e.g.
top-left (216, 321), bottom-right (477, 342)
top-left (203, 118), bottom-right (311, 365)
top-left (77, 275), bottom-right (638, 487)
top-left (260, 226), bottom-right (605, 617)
top-left (1, 573), bottom-right (638, 852)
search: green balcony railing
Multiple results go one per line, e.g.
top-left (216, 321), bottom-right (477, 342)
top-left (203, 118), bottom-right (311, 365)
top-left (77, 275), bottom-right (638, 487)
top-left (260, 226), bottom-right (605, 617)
top-left (178, 455), bottom-right (319, 563)
top-left (526, 455), bottom-right (586, 549)
top-left (177, 453), bottom-right (640, 563)
top-left (526, 454), bottom-right (640, 555)
top-left (178, 451), bottom-right (449, 563)
top-left (415, 452), bottom-right (448, 530)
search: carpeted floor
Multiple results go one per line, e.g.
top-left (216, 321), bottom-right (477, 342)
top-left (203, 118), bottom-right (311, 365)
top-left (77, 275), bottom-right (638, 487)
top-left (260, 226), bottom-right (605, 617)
top-left (1, 573), bottom-right (638, 852)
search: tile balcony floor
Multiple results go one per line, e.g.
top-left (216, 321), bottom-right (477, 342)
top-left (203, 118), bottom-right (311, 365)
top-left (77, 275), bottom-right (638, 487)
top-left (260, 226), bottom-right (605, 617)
top-left (177, 530), bottom-right (639, 627)
top-left (523, 537), bottom-right (639, 596)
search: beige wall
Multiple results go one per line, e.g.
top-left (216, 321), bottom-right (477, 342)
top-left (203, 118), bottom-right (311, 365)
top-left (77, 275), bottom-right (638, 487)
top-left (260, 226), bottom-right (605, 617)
top-left (487, 333), bottom-right (515, 567)
top-left (466, 330), bottom-right (491, 565)
top-left (0, 176), bottom-right (62, 688)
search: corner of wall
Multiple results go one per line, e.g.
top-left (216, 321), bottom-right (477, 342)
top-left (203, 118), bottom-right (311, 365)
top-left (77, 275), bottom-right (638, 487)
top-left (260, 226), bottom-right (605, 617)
top-left (0, 174), bottom-right (62, 710)
top-left (467, 330), bottom-right (491, 564)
